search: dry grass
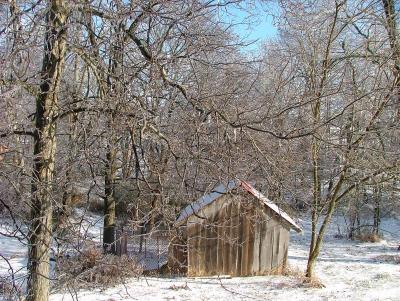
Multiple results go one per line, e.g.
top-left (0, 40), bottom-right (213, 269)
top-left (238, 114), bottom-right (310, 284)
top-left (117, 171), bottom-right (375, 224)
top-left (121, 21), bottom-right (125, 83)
top-left (375, 255), bottom-right (400, 264)
top-left (283, 265), bottom-right (325, 288)
top-left (354, 232), bottom-right (382, 243)
top-left (56, 245), bottom-right (143, 290)
top-left (282, 265), bottom-right (304, 278)
top-left (301, 276), bottom-right (325, 288)
top-left (168, 282), bottom-right (190, 291)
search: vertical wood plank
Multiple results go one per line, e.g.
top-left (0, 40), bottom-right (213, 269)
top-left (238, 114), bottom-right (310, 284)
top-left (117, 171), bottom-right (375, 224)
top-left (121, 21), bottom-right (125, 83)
top-left (265, 228), bottom-right (274, 273)
top-left (279, 227), bottom-right (289, 269)
top-left (192, 221), bottom-right (202, 276)
top-left (187, 222), bottom-right (199, 276)
top-left (208, 222), bottom-right (218, 275)
top-left (217, 208), bottom-right (225, 274)
top-left (246, 210), bottom-right (255, 276)
top-left (198, 221), bottom-right (207, 276)
top-left (236, 202), bottom-right (244, 276)
top-left (272, 226), bottom-right (280, 272)
top-left (259, 220), bottom-right (268, 274)
top-left (194, 222), bottom-right (201, 276)
top-left (240, 211), bottom-right (250, 275)
top-left (223, 202), bottom-right (232, 275)
top-left (205, 224), bottom-right (211, 276)
top-left (230, 201), bottom-right (240, 276)
top-left (252, 220), bottom-right (261, 275)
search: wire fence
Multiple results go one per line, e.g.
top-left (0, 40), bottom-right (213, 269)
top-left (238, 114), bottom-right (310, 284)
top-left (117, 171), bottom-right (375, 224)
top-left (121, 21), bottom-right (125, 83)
top-left (114, 229), bottom-right (170, 271)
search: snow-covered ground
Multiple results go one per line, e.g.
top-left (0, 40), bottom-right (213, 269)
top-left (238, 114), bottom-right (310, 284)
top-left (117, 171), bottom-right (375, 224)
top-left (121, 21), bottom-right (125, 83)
top-left (0, 221), bottom-right (28, 296)
top-left (1, 214), bottom-right (400, 301)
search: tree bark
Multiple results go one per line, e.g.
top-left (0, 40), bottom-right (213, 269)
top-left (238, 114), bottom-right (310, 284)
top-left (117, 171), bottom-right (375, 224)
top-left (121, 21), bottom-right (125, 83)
top-left (103, 140), bottom-right (117, 254)
top-left (382, 0), bottom-right (400, 83)
top-left (309, 99), bottom-right (321, 261)
top-left (27, 1), bottom-right (68, 300)
top-left (382, 0), bottom-right (400, 119)
top-left (59, 56), bottom-right (80, 222)
top-left (102, 20), bottom-right (125, 254)
top-left (373, 185), bottom-right (381, 235)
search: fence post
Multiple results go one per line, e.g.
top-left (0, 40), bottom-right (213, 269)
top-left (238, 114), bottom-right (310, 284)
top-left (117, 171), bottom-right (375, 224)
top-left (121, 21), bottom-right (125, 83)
top-left (116, 229), bottom-right (121, 256)
top-left (144, 235), bottom-right (147, 258)
top-left (122, 231), bottom-right (127, 255)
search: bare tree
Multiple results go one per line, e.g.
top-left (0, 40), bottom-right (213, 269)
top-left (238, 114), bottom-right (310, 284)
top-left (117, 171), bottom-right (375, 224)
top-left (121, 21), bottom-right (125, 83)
top-left (27, 1), bottom-right (69, 300)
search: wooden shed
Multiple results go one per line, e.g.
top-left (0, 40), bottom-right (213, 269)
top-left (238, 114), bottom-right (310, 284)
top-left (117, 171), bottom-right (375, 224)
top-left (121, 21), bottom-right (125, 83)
top-left (168, 180), bottom-right (302, 277)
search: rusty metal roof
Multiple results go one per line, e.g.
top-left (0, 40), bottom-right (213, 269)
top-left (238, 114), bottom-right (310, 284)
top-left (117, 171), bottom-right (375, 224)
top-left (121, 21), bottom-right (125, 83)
top-left (176, 179), bottom-right (302, 233)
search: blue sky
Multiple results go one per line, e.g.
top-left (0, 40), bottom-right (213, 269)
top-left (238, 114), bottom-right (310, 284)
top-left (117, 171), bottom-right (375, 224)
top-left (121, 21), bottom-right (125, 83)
top-left (220, 3), bottom-right (278, 51)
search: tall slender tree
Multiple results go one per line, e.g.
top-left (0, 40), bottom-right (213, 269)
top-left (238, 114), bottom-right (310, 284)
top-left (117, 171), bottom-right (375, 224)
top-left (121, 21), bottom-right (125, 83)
top-left (27, 1), bottom-right (69, 300)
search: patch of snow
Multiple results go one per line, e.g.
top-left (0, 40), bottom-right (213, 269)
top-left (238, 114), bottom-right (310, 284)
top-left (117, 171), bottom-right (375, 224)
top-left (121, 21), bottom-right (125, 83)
top-left (50, 214), bottom-right (400, 300)
top-left (0, 221), bottom-right (28, 294)
top-left (2, 213), bottom-right (400, 300)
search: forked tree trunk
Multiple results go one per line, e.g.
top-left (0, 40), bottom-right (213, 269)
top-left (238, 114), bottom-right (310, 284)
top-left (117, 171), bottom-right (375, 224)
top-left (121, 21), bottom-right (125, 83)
top-left (306, 1), bottom-right (342, 278)
top-left (27, 1), bottom-right (68, 301)
top-left (306, 1), bottom-right (398, 279)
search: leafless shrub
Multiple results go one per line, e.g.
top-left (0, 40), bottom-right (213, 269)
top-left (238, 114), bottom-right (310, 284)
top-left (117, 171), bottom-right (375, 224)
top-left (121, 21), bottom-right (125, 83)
top-left (56, 246), bottom-right (143, 290)
top-left (0, 276), bottom-right (23, 301)
top-left (283, 265), bottom-right (325, 288)
top-left (282, 265), bottom-right (304, 278)
top-left (355, 232), bottom-right (382, 243)
top-left (301, 276), bottom-right (325, 289)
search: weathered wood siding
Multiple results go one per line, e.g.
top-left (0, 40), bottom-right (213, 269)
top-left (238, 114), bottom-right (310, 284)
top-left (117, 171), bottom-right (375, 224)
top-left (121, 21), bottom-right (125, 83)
top-left (171, 192), bottom-right (291, 277)
top-left (168, 227), bottom-right (188, 274)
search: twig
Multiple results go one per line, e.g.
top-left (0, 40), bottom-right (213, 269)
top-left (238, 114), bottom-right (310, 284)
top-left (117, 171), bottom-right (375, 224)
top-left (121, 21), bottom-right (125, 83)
top-left (217, 275), bottom-right (259, 300)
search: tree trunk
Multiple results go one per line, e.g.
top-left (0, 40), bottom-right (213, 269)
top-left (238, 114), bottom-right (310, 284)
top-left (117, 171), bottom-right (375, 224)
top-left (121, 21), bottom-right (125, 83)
top-left (57, 112), bottom-right (78, 233)
top-left (8, 0), bottom-right (26, 202)
top-left (60, 56), bottom-right (80, 222)
top-left (103, 142), bottom-right (117, 254)
top-left (309, 109), bottom-right (321, 258)
top-left (382, 0), bottom-right (400, 81)
top-left (27, 1), bottom-right (68, 300)
top-left (306, 1), bottom-right (341, 273)
top-left (373, 186), bottom-right (381, 235)
top-left (348, 187), bottom-right (361, 239)
top-left (382, 0), bottom-right (400, 119)
top-left (102, 20), bottom-right (125, 254)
